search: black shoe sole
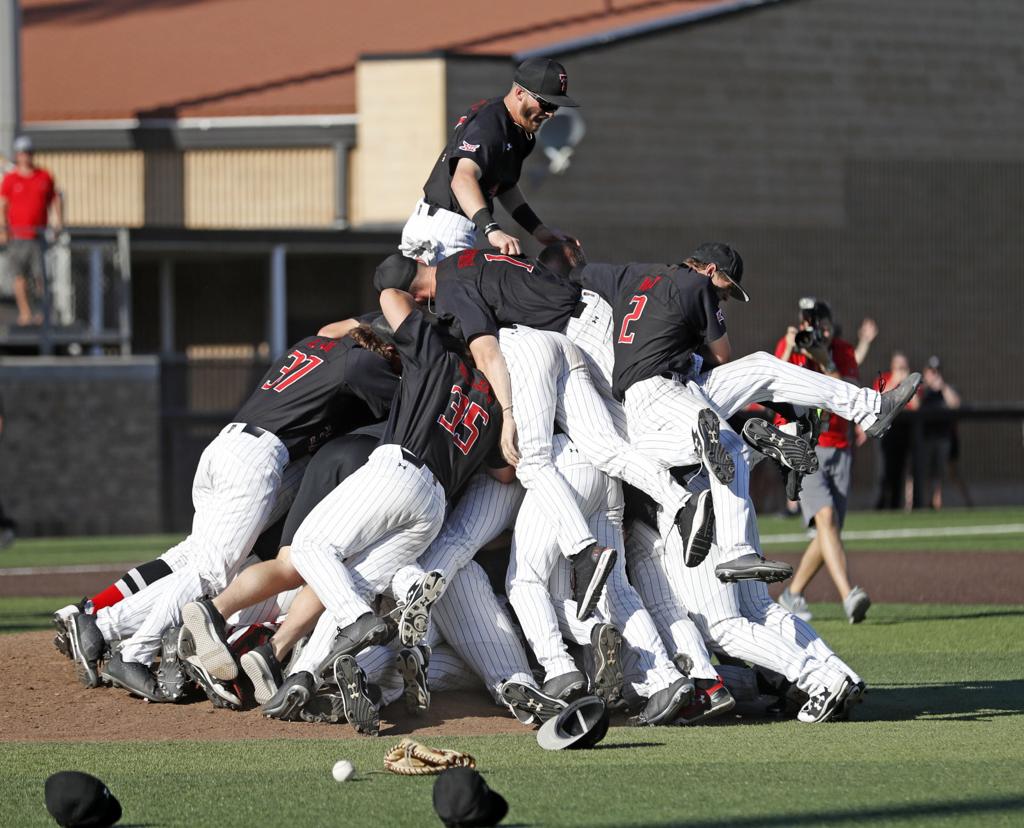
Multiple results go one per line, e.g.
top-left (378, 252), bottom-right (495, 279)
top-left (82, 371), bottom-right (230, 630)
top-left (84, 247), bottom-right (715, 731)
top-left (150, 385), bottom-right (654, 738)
top-left (695, 409), bottom-right (735, 485)
top-left (636, 679), bottom-right (695, 727)
top-left (178, 627), bottom-right (242, 710)
top-left (591, 625), bottom-right (624, 707)
top-left (715, 556), bottom-right (794, 584)
top-left (333, 655), bottom-right (380, 736)
top-left (101, 662), bottom-right (166, 703)
top-left (396, 649), bottom-right (430, 714)
top-left (261, 683), bottom-right (312, 721)
top-left (801, 678), bottom-right (853, 724)
top-left (181, 601), bottom-right (237, 681)
top-left (500, 681), bottom-right (566, 725)
top-left (399, 572), bottom-right (447, 647)
top-left (866, 373), bottom-right (922, 438)
top-left (576, 548), bottom-right (617, 622)
top-left (156, 627), bottom-right (187, 701)
top-left (681, 490), bottom-right (715, 568)
top-left (742, 419), bottom-right (819, 473)
top-left (67, 614), bottom-right (101, 689)
top-left (299, 693), bottom-right (347, 724)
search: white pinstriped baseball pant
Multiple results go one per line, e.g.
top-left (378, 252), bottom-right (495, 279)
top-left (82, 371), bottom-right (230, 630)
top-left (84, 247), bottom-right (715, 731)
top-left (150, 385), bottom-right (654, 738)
top-left (287, 445), bottom-right (446, 674)
top-left (507, 436), bottom-right (682, 698)
top-left (399, 200), bottom-right (476, 265)
top-left (500, 326), bottom-right (688, 559)
top-left (99, 426), bottom-right (303, 664)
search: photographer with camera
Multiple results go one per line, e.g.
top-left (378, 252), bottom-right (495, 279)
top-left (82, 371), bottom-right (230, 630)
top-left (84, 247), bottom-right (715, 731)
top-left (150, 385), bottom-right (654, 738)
top-left (773, 298), bottom-right (872, 625)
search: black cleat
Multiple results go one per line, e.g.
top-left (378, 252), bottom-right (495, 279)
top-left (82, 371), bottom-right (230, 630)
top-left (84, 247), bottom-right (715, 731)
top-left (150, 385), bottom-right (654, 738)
top-left (317, 612), bottom-right (393, 675)
top-left (240, 642), bottom-right (285, 706)
top-left (398, 571), bottom-right (447, 647)
top-left (101, 653), bottom-right (167, 703)
top-left (590, 623), bottom-right (624, 709)
top-left (332, 655), bottom-right (380, 736)
top-left (67, 612), bottom-right (107, 689)
top-left (741, 418), bottom-right (819, 473)
top-left (396, 645), bottom-right (431, 715)
top-left (677, 676), bottom-right (736, 725)
top-left (542, 670), bottom-right (589, 703)
top-left (675, 489), bottom-right (715, 567)
top-left (715, 553), bottom-right (793, 584)
top-left (865, 372), bottom-right (922, 438)
top-left (178, 626), bottom-right (243, 709)
top-left (570, 545), bottom-right (616, 621)
top-left (500, 679), bottom-right (567, 726)
top-left (261, 671), bottom-right (315, 721)
top-left (52, 599), bottom-right (87, 660)
top-left (694, 408), bottom-right (735, 485)
top-left (180, 598), bottom-right (236, 681)
top-left (631, 676), bottom-right (695, 727)
top-left (156, 626), bottom-right (188, 701)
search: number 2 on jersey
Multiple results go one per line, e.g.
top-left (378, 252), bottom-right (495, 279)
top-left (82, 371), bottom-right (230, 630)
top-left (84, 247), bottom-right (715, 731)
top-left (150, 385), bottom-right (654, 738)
top-left (261, 350), bottom-right (324, 393)
top-left (438, 386), bottom-right (490, 455)
top-left (618, 295), bottom-right (648, 344)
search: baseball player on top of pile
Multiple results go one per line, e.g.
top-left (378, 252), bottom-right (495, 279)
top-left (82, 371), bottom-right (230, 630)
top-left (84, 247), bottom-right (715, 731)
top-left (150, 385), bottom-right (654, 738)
top-left (54, 56), bottom-right (922, 732)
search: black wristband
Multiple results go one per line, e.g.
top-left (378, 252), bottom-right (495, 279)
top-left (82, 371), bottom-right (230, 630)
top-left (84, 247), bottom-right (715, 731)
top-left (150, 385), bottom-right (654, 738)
top-left (472, 208), bottom-right (495, 237)
top-left (511, 204), bottom-right (542, 234)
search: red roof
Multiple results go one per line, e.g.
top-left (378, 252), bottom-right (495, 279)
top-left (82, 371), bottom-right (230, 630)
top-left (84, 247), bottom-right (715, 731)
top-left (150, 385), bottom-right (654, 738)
top-left (22, 0), bottom-right (753, 121)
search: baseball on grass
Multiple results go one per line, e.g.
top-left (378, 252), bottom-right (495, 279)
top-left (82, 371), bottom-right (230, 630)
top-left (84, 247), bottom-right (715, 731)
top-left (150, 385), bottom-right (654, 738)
top-left (332, 760), bottom-right (356, 782)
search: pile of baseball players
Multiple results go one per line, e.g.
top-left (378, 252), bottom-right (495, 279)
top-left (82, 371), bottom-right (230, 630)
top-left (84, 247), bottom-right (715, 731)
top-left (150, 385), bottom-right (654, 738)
top-left (53, 58), bottom-right (921, 735)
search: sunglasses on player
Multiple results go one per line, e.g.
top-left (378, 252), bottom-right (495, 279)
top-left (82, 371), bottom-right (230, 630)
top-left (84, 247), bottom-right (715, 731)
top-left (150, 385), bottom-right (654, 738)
top-left (525, 90), bottom-right (559, 113)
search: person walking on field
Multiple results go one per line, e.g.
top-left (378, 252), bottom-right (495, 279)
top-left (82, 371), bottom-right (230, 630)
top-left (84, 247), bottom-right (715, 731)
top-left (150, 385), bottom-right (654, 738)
top-left (775, 299), bottom-right (876, 624)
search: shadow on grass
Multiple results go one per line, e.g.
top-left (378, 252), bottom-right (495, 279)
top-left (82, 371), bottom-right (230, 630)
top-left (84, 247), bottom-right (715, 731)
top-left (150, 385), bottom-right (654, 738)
top-left (870, 608), bottom-right (1024, 625)
top-left (629, 794), bottom-right (1024, 827)
top-left (866, 679), bottom-right (1024, 722)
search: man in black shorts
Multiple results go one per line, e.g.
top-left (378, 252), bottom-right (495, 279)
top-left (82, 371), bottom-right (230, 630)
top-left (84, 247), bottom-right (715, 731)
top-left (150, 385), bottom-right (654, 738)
top-left (400, 57), bottom-right (578, 264)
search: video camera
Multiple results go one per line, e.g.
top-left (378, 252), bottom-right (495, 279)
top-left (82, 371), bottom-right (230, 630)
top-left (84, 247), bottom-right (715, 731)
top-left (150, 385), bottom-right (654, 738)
top-left (795, 296), bottom-right (832, 351)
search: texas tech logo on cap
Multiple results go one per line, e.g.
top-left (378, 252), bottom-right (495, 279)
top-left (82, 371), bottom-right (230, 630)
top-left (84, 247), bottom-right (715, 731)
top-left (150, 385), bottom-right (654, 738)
top-left (559, 73), bottom-right (567, 93)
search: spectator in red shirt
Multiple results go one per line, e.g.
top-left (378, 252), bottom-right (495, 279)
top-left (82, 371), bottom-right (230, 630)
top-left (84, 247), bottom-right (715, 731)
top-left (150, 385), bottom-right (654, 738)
top-left (872, 351), bottom-right (919, 510)
top-left (1, 136), bottom-right (63, 325)
top-left (774, 298), bottom-right (872, 625)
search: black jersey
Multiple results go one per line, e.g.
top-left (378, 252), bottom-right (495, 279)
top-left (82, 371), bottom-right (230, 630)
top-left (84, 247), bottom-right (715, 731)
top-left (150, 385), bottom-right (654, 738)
top-left (382, 309), bottom-right (503, 499)
top-left (581, 263), bottom-right (727, 401)
top-left (435, 248), bottom-right (581, 341)
top-left (235, 336), bottom-right (399, 459)
top-left (421, 98), bottom-right (536, 215)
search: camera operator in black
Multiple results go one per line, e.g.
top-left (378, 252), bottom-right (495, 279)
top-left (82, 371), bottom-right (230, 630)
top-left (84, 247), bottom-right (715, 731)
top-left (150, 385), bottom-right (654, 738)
top-left (400, 58), bottom-right (579, 264)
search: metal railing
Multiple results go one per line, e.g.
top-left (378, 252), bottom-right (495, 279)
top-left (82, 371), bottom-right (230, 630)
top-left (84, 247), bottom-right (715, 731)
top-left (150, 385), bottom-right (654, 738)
top-left (0, 227), bottom-right (132, 355)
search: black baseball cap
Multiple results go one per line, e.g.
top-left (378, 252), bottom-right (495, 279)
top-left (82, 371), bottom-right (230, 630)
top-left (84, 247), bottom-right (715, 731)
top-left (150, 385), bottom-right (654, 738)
top-left (373, 253), bottom-right (418, 294)
top-left (433, 767), bottom-right (509, 828)
top-left (689, 242), bottom-right (748, 302)
top-left (514, 58), bottom-right (579, 107)
top-left (44, 771), bottom-right (122, 827)
top-left (537, 696), bottom-right (609, 751)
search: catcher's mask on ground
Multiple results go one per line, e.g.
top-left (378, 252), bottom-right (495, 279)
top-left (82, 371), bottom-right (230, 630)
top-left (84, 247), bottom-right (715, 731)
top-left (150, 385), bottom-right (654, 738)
top-left (433, 767), bottom-right (509, 828)
top-left (45, 771), bottom-right (122, 828)
top-left (537, 695), bottom-right (609, 750)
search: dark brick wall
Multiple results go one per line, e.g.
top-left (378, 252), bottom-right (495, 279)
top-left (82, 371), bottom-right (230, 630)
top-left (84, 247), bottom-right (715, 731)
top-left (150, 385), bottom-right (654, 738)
top-left (512, 0), bottom-right (1024, 501)
top-left (0, 358), bottom-right (162, 536)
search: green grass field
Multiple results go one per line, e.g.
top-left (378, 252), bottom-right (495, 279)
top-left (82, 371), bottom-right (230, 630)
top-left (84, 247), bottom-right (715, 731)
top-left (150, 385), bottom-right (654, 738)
top-left (2, 602), bottom-right (1023, 827)
top-left (1, 507), bottom-right (1023, 569)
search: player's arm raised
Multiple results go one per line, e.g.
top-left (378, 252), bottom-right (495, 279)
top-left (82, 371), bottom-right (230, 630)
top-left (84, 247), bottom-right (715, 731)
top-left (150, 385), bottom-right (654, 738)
top-left (450, 158), bottom-right (521, 256)
top-left (467, 334), bottom-right (519, 467)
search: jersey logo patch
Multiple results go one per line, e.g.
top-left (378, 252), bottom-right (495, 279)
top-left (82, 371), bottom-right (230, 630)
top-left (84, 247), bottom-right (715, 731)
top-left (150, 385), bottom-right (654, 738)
top-left (458, 249), bottom-right (479, 268)
top-left (483, 253), bottom-right (534, 272)
top-left (638, 275), bottom-right (662, 291)
top-left (459, 141), bottom-right (479, 152)
top-left (716, 308), bottom-right (726, 325)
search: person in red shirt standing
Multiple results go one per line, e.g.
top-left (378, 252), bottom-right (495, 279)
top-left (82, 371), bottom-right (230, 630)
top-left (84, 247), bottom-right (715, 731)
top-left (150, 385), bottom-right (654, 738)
top-left (1, 136), bottom-right (63, 326)
top-left (774, 298), bottom-right (872, 625)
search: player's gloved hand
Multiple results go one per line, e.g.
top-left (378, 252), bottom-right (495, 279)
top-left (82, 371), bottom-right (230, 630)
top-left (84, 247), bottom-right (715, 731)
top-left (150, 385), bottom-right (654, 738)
top-left (487, 229), bottom-right (522, 257)
top-left (501, 412), bottom-right (520, 467)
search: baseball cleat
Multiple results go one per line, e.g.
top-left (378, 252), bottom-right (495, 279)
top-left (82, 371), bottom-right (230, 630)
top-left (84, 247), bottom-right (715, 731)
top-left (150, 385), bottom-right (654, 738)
top-left (715, 553), bottom-right (793, 584)
top-left (332, 655), bottom-right (380, 736)
top-left (675, 489), bottom-right (715, 568)
top-left (843, 586), bottom-right (871, 624)
top-left (177, 626), bottom-right (242, 710)
top-left (181, 598), bottom-right (237, 681)
top-left (590, 623), bottom-right (624, 708)
top-left (67, 612), bottom-right (107, 689)
top-left (398, 571), bottom-right (447, 647)
top-left (834, 679), bottom-right (868, 720)
top-left (741, 418), bottom-right (819, 474)
top-left (396, 645), bottom-right (431, 715)
top-left (570, 544), bottom-right (616, 622)
top-left (52, 599), bottom-right (86, 660)
top-left (318, 613), bottom-right (393, 675)
top-left (240, 642), bottom-right (285, 706)
top-left (156, 625), bottom-right (188, 702)
top-left (694, 408), bottom-right (735, 485)
top-left (798, 676), bottom-right (853, 723)
top-left (677, 677), bottom-right (736, 726)
top-left (865, 372), bottom-right (922, 438)
top-left (631, 676), bottom-right (694, 727)
top-left (299, 692), bottom-right (348, 724)
top-left (101, 653), bottom-right (166, 703)
top-left (542, 670), bottom-right (589, 703)
top-left (500, 680), bottom-right (567, 726)
top-left (261, 671), bottom-right (315, 722)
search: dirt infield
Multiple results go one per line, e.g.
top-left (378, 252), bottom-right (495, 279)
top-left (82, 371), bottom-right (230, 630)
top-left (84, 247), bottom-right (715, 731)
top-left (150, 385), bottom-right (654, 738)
top-left (3, 550), bottom-right (1021, 744)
